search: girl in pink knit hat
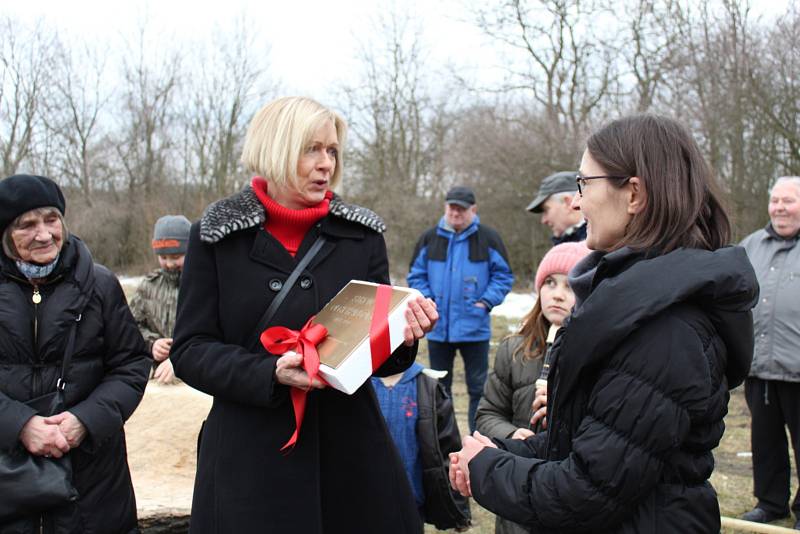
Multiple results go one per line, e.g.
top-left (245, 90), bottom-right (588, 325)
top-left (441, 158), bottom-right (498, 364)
top-left (475, 241), bottom-right (589, 534)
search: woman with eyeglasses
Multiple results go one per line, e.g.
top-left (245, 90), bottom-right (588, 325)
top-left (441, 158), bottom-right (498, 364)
top-left (449, 114), bottom-right (758, 533)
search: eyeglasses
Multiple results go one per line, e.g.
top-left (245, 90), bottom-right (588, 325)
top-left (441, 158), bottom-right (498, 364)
top-left (575, 174), bottom-right (631, 196)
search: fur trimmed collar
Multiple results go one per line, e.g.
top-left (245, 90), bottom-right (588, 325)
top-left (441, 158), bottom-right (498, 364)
top-left (199, 186), bottom-right (386, 244)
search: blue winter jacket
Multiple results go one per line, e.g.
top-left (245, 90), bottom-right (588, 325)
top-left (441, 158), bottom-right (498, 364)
top-left (407, 215), bottom-right (513, 342)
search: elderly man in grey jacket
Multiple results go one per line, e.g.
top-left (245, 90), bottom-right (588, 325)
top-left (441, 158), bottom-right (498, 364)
top-left (740, 176), bottom-right (800, 529)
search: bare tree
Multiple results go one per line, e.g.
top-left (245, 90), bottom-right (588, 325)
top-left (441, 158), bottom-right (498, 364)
top-left (471, 0), bottom-right (615, 151)
top-left (667, 0), bottom-right (774, 236)
top-left (747, 3), bottom-right (800, 176)
top-left (445, 103), bottom-right (557, 279)
top-left (115, 24), bottom-right (181, 198)
top-left (43, 40), bottom-right (112, 204)
top-left (180, 18), bottom-right (272, 201)
top-left (623, 0), bottom-right (686, 112)
top-left (342, 9), bottom-right (456, 274)
top-left (0, 17), bottom-right (57, 176)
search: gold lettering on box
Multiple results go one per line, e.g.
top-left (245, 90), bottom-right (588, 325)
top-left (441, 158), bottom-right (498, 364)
top-left (314, 283), bottom-right (408, 369)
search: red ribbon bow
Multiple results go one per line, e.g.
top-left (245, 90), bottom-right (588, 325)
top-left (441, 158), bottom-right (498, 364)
top-left (261, 318), bottom-right (329, 451)
top-left (260, 284), bottom-right (394, 452)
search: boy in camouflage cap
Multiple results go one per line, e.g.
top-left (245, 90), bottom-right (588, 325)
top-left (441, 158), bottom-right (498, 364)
top-left (130, 215), bottom-right (190, 384)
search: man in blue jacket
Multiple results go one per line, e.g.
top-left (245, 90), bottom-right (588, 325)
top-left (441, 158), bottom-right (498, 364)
top-left (408, 186), bottom-right (514, 432)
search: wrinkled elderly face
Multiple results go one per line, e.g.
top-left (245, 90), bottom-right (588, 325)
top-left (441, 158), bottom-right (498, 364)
top-left (768, 180), bottom-right (800, 238)
top-left (11, 207), bottom-right (64, 264)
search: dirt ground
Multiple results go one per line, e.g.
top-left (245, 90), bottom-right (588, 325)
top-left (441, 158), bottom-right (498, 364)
top-left (126, 382), bottom-right (211, 520)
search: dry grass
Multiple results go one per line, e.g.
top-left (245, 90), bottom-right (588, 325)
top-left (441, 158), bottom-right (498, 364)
top-left (422, 316), bottom-right (797, 533)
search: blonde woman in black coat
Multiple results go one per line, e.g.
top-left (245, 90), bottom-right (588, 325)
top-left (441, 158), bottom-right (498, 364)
top-left (450, 115), bottom-right (758, 533)
top-left (171, 96), bottom-right (438, 534)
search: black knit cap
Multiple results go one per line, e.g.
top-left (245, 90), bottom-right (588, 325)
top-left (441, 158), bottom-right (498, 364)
top-left (0, 175), bottom-right (66, 234)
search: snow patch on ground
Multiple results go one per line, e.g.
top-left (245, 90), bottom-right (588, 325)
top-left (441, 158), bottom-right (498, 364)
top-left (491, 291), bottom-right (537, 320)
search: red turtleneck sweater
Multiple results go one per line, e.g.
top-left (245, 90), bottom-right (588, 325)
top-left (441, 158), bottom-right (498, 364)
top-left (251, 177), bottom-right (331, 257)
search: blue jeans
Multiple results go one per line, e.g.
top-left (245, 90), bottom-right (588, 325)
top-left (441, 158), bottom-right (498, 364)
top-left (427, 340), bottom-right (489, 433)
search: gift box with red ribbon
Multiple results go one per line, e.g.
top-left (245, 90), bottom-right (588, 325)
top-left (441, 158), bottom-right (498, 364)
top-left (314, 281), bottom-right (422, 394)
top-left (260, 280), bottom-right (422, 450)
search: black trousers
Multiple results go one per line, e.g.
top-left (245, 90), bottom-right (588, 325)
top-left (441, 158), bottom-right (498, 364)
top-left (428, 340), bottom-right (489, 434)
top-left (745, 377), bottom-right (800, 516)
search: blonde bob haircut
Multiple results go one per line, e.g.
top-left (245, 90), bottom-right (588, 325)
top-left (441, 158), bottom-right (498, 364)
top-left (241, 96), bottom-right (347, 190)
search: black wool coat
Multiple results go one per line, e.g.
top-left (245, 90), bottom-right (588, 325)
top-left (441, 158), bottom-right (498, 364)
top-left (469, 246), bottom-right (758, 534)
top-left (0, 237), bottom-right (150, 534)
top-left (171, 188), bottom-right (422, 534)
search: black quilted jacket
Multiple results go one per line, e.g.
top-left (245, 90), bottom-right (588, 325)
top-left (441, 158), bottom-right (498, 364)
top-left (0, 236), bottom-right (150, 534)
top-left (469, 246), bottom-right (758, 534)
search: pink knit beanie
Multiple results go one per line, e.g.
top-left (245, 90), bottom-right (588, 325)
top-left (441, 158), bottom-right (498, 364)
top-left (535, 242), bottom-right (591, 292)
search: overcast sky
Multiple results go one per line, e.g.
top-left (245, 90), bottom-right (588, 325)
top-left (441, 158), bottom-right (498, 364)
top-left (1, 0), bottom-right (501, 100)
top-left (1, 0), bottom-right (791, 102)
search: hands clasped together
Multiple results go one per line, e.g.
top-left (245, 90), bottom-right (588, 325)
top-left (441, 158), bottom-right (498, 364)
top-left (152, 337), bottom-right (177, 384)
top-left (275, 296), bottom-right (439, 389)
top-left (18, 411), bottom-right (87, 458)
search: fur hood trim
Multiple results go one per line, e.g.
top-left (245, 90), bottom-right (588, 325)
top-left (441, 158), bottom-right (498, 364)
top-left (199, 186), bottom-right (386, 243)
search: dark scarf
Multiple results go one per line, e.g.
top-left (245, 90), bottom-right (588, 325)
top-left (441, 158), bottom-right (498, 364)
top-left (765, 222), bottom-right (800, 241)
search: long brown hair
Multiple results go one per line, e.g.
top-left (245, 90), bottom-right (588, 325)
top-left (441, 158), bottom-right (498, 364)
top-left (586, 114), bottom-right (730, 253)
top-left (511, 297), bottom-right (549, 361)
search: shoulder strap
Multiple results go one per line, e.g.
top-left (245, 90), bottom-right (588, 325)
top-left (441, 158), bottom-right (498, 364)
top-left (248, 234), bottom-right (327, 351)
top-left (56, 312), bottom-right (82, 394)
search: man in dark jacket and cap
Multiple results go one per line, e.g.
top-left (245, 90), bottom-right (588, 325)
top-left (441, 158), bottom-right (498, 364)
top-left (0, 174), bottom-right (150, 533)
top-left (527, 171), bottom-right (586, 246)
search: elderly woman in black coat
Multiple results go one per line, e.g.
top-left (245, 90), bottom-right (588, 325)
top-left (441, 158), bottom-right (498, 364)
top-left (450, 115), bottom-right (759, 533)
top-left (171, 96), bottom-right (438, 534)
top-left (0, 174), bottom-right (150, 533)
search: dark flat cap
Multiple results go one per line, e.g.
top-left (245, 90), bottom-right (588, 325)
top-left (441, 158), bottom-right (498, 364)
top-left (445, 186), bottom-right (476, 208)
top-left (0, 175), bottom-right (66, 234)
top-left (526, 171), bottom-right (578, 213)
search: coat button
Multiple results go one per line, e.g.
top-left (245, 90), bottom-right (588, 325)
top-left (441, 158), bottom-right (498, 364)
top-left (300, 277), bottom-right (313, 290)
top-left (269, 279), bottom-right (283, 292)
